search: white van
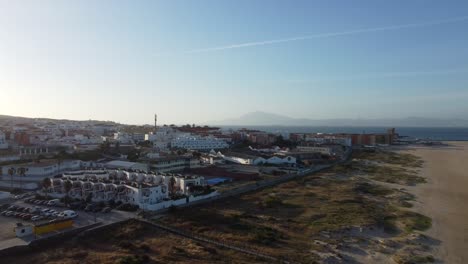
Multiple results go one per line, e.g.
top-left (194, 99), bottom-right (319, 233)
top-left (60, 210), bottom-right (78, 219)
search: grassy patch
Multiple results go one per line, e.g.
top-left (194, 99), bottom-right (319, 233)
top-left (250, 226), bottom-right (284, 245)
top-left (358, 162), bottom-right (425, 185)
top-left (354, 182), bottom-right (394, 196)
top-left (118, 255), bottom-right (149, 264)
top-left (353, 150), bottom-right (424, 168)
top-left (400, 212), bottom-right (432, 232)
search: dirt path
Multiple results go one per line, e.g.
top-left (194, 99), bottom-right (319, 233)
top-left (401, 142), bottom-right (468, 264)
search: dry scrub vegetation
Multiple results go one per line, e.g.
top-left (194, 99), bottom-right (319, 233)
top-left (3, 220), bottom-right (264, 264)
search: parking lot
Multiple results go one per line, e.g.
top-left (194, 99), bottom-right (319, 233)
top-left (0, 195), bottom-right (136, 249)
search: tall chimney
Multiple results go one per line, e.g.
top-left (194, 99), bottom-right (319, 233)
top-left (154, 114), bottom-right (158, 131)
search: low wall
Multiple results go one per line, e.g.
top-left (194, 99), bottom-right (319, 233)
top-left (0, 222), bottom-right (102, 258)
top-left (0, 181), bottom-right (38, 190)
top-left (144, 192), bottom-right (219, 211)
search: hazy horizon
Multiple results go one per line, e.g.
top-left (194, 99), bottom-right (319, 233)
top-left (1, 1), bottom-right (468, 125)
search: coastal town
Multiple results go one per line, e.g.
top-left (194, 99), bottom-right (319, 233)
top-left (0, 113), bottom-right (447, 263)
top-left (2, 1), bottom-right (468, 263)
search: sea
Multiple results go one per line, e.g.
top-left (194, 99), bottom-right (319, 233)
top-left (221, 126), bottom-right (468, 141)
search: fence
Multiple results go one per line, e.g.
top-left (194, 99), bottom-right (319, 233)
top-left (139, 219), bottom-right (287, 263)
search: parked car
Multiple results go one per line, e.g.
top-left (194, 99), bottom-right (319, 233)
top-left (1, 210), bottom-right (8, 216)
top-left (7, 205), bottom-right (18, 211)
top-left (0, 204), bottom-right (10, 210)
top-left (21, 214), bottom-right (32, 220)
top-left (5, 211), bottom-right (14, 217)
top-left (47, 199), bottom-right (60, 206)
top-left (28, 207), bottom-right (39, 214)
top-left (13, 207), bottom-right (22, 212)
top-left (101, 207), bottom-right (112, 213)
top-left (61, 210), bottom-right (78, 219)
top-left (31, 215), bottom-right (44, 221)
top-left (40, 209), bottom-right (52, 215)
top-left (31, 215), bottom-right (43, 221)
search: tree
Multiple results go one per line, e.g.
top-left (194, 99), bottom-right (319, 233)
top-left (99, 141), bottom-right (111, 154)
top-left (192, 151), bottom-right (202, 159)
top-left (274, 135), bottom-right (296, 148)
top-left (42, 177), bottom-right (52, 197)
top-left (85, 193), bottom-right (93, 204)
top-left (42, 177), bottom-right (52, 189)
top-left (169, 176), bottom-right (176, 197)
top-left (63, 180), bottom-right (73, 200)
top-left (127, 150), bottom-right (140, 162)
top-left (137, 140), bottom-right (152, 148)
top-left (8, 167), bottom-right (16, 190)
top-left (18, 167), bottom-right (28, 191)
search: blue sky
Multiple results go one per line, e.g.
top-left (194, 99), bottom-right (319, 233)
top-left (1, 0), bottom-right (467, 124)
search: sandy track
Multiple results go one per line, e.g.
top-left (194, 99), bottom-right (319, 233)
top-left (402, 142), bottom-right (468, 264)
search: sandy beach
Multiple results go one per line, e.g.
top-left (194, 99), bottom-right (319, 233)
top-left (402, 142), bottom-right (468, 263)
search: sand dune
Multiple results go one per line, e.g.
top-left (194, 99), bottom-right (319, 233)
top-left (402, 142), bottom-right (468, 263)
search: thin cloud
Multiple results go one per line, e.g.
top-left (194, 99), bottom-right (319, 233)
top-left (161, 16), bottom-right (468, 56)
top-left (287, 68), bottom-right (468, 83)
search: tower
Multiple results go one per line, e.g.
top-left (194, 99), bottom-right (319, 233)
top-left (154, 114), bottom-right (158, 131)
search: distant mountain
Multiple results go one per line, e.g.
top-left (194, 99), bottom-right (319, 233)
top-left (210, 111), bottom-right (468, 127)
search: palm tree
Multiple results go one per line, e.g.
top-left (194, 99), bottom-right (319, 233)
top-left (63, 180), bottom-right (73, 205)
top-left (8, 167), bottom-right (16, 190)
top-left (169, 176), bottom-right (176, 197)
top-left (42, 177), bottom-right (52, 197)
top-left (58, 158), bottom-right (63, 175)
top-left (63, 180), bottom-right (72, 196)
top-left (18, 167), bottom-right (28, 191)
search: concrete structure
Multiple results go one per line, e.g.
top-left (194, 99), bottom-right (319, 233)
top-left (171, 136), bottom-right (229, 151)
top-left (247, 132), bottom-right (277, 145)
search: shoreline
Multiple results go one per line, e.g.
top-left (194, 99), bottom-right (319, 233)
top-left (399, 142), bottom-right (468, 263)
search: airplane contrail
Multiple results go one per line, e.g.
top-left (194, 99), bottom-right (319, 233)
top-left (180, 16), bottom-right (468, 54)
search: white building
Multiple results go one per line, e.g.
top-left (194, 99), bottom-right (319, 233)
top-left (149, 156), bottom-right (201, 173)
top-left (304, 134), bottom-right (352, 147)
top-left (171, 136), bottom-right (229, 151)
top-left (132, 133), bottom-right (146, 143)
top-left (113, 132), bottom-right (134, 144)
top-left (43, 170), bottom-right (215, 210)
top-left (296, 146), bottom-right (333, 155)
top-left (104, 160), bottom-right (149, 172)
top-left (0, 131), bottom-right (8, 149)
top-left (0, 160), bottom-right (82, 178)
top-left (146, 127), bottom-right (185, 151)
top-left (217, 151), bottom-right (296, 166)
